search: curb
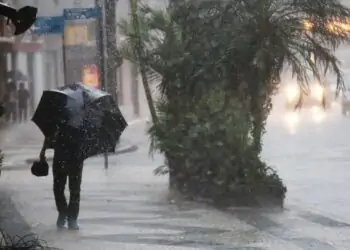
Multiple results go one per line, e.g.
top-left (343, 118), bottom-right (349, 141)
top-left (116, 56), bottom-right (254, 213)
top-left (1, 143), bottom-right (138, 171)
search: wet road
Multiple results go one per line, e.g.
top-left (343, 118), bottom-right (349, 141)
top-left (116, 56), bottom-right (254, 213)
top-left (264, 100), bottom-right (350, 224)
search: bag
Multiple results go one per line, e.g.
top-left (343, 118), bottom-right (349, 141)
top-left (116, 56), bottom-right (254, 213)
top-left (31, 159), bottom-right (49, 177)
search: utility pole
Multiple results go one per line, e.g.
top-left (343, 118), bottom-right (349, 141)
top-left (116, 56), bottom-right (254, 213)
top-left (96, 0), bottom-right (121, 101)
top-left (96, 0), bottom-right (121, 102)
top-left (105, 0), bottom-right (120, 104)
top-left (95, 0), bottom-right (109, 169)
top-left (96, 0), bottom-right (122, 169)
top-left (95, 0), bottom-right (107, 94)
top-left (96, 0), bottom-right (121, 169)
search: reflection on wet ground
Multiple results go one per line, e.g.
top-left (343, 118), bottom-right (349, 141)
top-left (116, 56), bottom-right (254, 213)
top-left (27, 185), bottom-right (350, 250)
top-left (282, 106), bottom-right (330, 134)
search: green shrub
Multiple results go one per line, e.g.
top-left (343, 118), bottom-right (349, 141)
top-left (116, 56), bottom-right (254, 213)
top-left (121, 0), bottom-right (350, 207)
top-left (149, 88), bottom-right (286, 206)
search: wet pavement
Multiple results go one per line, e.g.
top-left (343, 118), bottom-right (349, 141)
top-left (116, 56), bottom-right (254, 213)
top-left (0, 103), bottom-right (350, 249)
top-left (265, 103), bottom-right (350, 225)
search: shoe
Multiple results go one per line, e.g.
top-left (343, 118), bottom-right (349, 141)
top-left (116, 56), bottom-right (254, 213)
top-left (56, 214), bottom-right (66, 229)
top-left (67, 219), bottom-right (79, 230)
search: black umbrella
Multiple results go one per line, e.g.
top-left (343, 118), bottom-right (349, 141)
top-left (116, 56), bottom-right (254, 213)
top-left (78, 96), bottom-right (127, 159)
top-left (32, 89), bottom-right (73, 137)
top-left (66, 83), bottom-right (127, 159)
top-left (32, 82), bottom-right (128, 160)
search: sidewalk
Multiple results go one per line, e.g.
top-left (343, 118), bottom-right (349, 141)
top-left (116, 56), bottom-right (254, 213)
top-left (1, 123), bottom-right (350, 249)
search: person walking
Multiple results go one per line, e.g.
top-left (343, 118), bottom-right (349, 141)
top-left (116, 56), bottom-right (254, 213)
top-left (17, 82), bottom-right (30, 123)
top-left (39, 125), bottom-right (84, 230)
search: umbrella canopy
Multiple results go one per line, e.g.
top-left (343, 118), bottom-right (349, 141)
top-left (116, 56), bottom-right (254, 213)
top-left (32, 82), bottom-right (128, 160)
top-left (79, 95), bottom-right (127, 159)
top-left (32, 89), bottom-right (76, 137)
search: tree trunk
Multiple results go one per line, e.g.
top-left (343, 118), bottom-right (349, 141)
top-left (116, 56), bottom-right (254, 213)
top-left (129, 0), bottom-right (157, 123)
top-left (250, 87), bottom-right (263, 155)
top-left (105, 0), bottom-right (120, 104)
top-left (252, 113), bottom-right (262, 154)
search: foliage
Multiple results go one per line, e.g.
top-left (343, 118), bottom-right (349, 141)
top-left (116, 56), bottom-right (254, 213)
top-left (149, 88), bottom-right (286, 205)
top-left (0, 231), bottom-right (60, 249)
top-left (127, 0), bottom-right (158, 123)
top-left (119, 0), bottom-right (350, 206)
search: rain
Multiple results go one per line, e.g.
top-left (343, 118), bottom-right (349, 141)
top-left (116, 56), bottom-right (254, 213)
top-left (1, 0), bottom-right (350, 250)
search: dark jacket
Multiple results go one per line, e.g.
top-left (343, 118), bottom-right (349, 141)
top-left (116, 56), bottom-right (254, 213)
top-left (46, 126), bottom-right (83, 163)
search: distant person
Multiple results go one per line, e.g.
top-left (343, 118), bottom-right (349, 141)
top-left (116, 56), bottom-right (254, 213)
top-left (0, 103), bottom-right (4, 117)
top-left (17, 82), bottom-right (30, 123)
top-left (0, 101), bottom-right (5, 125)
top-left (0, 102), bottom-right (5, 128)
top-left (5, 83), bottom-right (17, 123)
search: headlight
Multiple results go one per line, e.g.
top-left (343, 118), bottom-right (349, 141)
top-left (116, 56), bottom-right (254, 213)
top-left (312, 84), bottom-right (324, 100)
top-left (286, 85), bottom-right (299, 101)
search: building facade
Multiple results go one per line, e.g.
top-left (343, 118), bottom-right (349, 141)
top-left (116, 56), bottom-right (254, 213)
top-left (0, 0), bottom-right (45, 112)
top-left (13, 0), bottom-right (167, 118)
top-left (0, 6), bottom-right (13, 102)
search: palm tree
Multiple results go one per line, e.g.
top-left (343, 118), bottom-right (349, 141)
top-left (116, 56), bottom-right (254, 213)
top-left (230, 0), bottom-right (350, 152)
top-left (125, 0), bottom-right (158, 123)
top-left (121, 0), bottom-right (350, 149)
top-left (118, 0), bottom-right (350, 201)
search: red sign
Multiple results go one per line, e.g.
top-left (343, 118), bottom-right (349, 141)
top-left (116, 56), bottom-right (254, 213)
top-left (82, 64), bottom-right (99, 88)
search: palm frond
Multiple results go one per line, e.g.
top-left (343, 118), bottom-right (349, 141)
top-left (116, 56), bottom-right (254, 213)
top-left (120, 0), bottom-right (350, 104)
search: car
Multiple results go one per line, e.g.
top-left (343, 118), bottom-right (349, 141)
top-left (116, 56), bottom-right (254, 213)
top-left (284, 82), bottom-right (333, 111)
top-left (283, 50), bottom-right (337, 111)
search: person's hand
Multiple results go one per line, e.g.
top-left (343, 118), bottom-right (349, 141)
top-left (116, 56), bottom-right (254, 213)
top-left (39, 151), bottom-right (46, 162)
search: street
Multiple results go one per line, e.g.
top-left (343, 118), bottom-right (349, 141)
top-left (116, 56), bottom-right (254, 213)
top-left (264, 101), bottom-right (350, 226)
top-left (0, 103), bottom-right (349, 249)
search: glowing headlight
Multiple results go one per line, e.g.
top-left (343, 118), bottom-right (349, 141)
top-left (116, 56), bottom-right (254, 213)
top-left (286, 85), bottom-right (299, 101)
top-left (312, 84), bottom-right (324, 100)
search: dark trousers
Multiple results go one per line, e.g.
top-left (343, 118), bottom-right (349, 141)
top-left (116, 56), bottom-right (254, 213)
top-left (52, 154), bottom-right (83, 220)
top-left (18, 106), bottom-right (27, 123)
